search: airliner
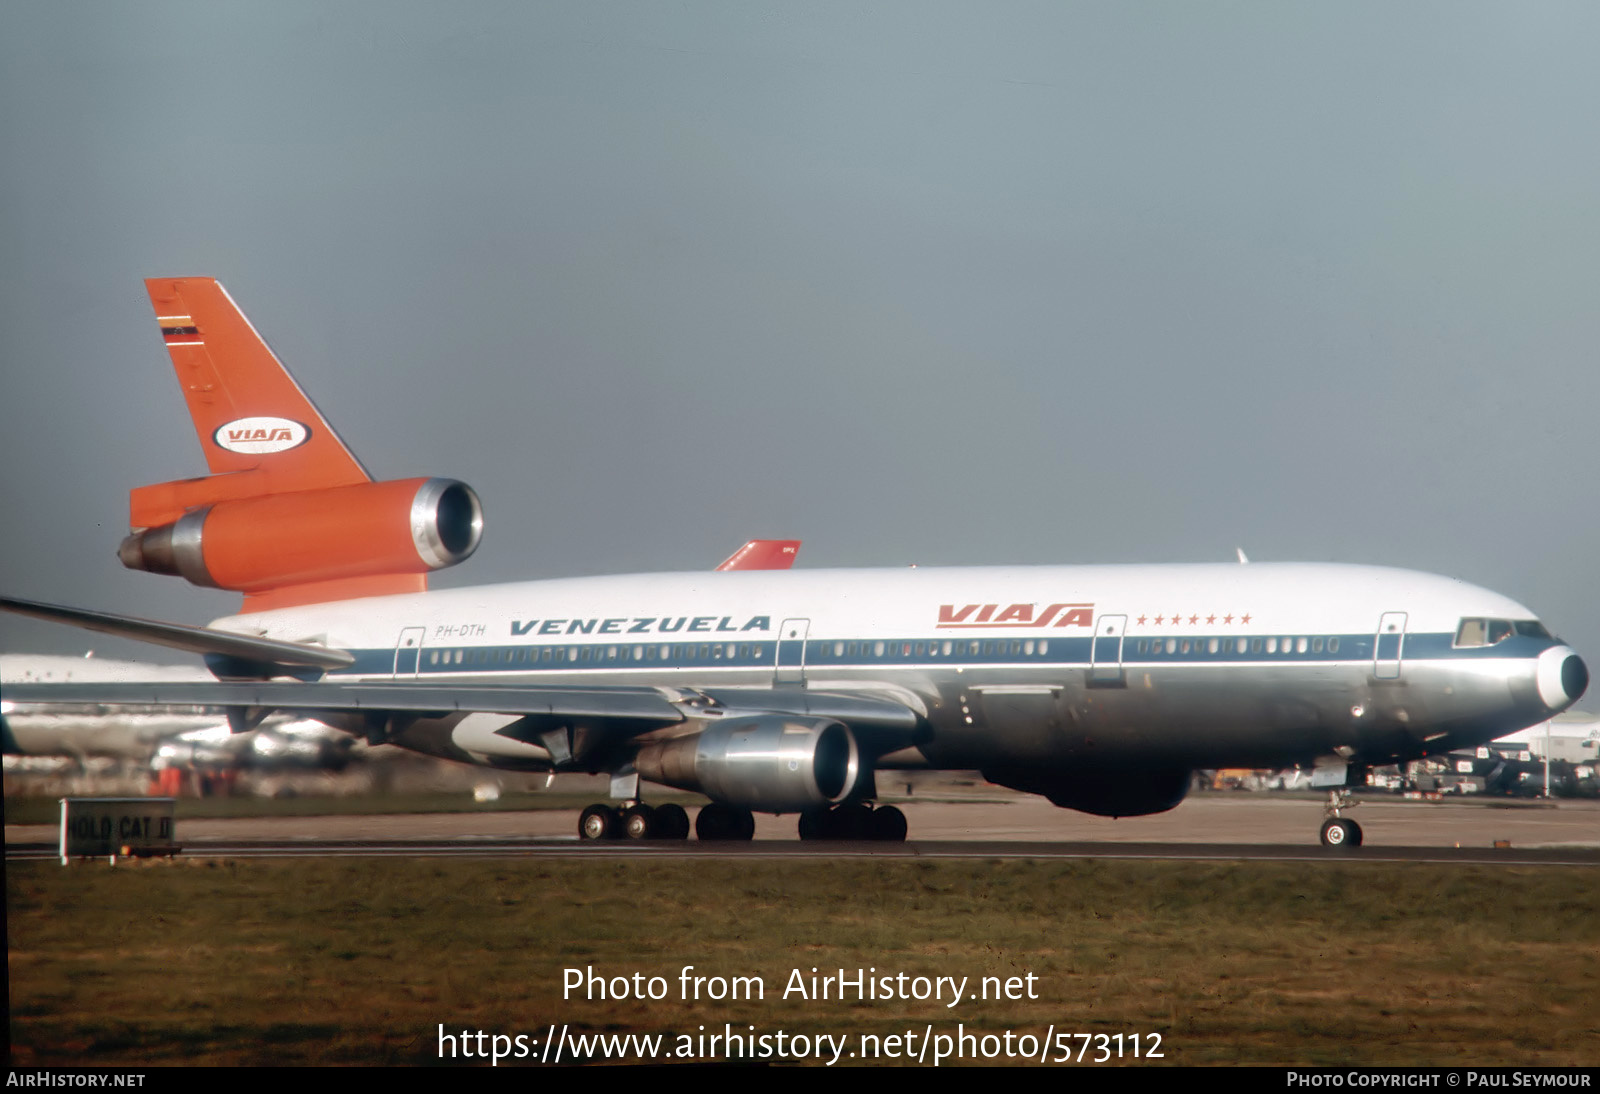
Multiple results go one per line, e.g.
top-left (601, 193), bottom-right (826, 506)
top-left (1, 278), bottom-right (1587, 846)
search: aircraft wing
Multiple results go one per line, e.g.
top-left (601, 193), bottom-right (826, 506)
top-left (0, 680), bottom-right (916, 728)
top-left (0, 680), bottom-right (921, 759)
top-left (0, 680), bottom-right (685, 720)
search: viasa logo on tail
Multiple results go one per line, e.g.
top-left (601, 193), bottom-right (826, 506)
top-left (936, 603), bottom-right (1095, 629)
top-left (212, 417), bottom-right (310, 454)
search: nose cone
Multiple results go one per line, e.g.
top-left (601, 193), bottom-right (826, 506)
top-left (1536, 646), bottom-right (1588, 712)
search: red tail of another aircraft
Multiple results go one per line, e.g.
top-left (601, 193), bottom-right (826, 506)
top-left (716, 540), bottom-right (801, 571)
top-left (120, 279), bottom-right (482, 613)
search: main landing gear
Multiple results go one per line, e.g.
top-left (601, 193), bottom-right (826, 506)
top-left (574, 801), bottom-right (911, 842)
top-left (577, 801), bottom-right (754, 841)
top-left (578, 802), bottom-right (693, 841)
top-left (797, 802), bottom-right (908, 842)
top-left (1319, 789), bottom-right (1363, 848)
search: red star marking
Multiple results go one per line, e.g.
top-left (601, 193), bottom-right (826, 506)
top-left (1153, 615), bottom-right (1164, 625)
top-left (1188, 614), bottom-right (1199, 625)
top-left (1170, 612), bottom-right (1181, 623)
top-left (1206, 614), bottom-right (1216, 624)
top-left (1241, 613), bottom-right (1252, 624)
top-left (1137, 615), bottom-right (1147, 625)
top-left (1223, 614), bottom-right (1234, 624)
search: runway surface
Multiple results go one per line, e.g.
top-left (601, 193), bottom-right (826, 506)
top-left (10, 837), bottom-right (1598, 865)
top-left (8, 794), bottom-right (1598, 863)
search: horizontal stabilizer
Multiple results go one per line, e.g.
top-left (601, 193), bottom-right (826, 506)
top-left (0, 595), bottom-right (354, 671)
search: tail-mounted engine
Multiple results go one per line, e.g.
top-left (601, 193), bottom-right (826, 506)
top-left (119, 477), bottom-right (483, 610)
top-left (635, 715), bottom-right (860, 813)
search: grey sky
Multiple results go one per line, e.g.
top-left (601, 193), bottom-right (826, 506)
top-left (3, 3), bottom-right (1597, 660)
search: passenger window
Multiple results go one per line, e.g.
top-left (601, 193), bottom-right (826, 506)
top-left (1328, 638), bottom-right (1339, 653)
top-left (1296, 637), bottom-right (1308, 654)
top-left (1266, 638), bottom-right (1277, 654)
top-left (1207, 638), bottom-right (1218, 654)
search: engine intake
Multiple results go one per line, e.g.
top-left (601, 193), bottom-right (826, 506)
top-left (635, 716), bottom-right (860, 813)
top-left (118, 477), bottom-right (483, 594)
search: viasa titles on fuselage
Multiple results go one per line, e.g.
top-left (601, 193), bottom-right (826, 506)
top-left (1, 278), bottom-right (1587, 847)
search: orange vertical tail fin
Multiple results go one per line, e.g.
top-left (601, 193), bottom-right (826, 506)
top-left (123, 279), bottom-right (482, 612)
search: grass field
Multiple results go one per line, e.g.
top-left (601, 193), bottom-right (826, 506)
top-left (7, 857), bottom-right (1598, 1066)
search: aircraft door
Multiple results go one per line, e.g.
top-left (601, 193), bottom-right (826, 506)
top-left (393, 627), bottom-right (426, 677)
top-left (1090, 614), bottom-right (1128, 686)
top-left (775, 617), bottom-right (810, 687)
top-left (1374, 612), bottom-right (1407, 680)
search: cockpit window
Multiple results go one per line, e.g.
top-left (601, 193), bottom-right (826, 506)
top-left (1455, 618), bottom-right (1548, 647)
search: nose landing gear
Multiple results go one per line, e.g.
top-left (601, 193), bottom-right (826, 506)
top-left (1319, 789), bottom-right (1363, 848)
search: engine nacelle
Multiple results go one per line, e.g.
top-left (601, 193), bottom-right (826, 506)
top-left (635, 716), bottom-right (860, 813)
top-left (118, 477), bottom-right (482, 595)
top-left (983, 766), bottom-right (1191, 818)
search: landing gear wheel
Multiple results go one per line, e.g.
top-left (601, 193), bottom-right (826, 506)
top-left (733, 807), bottom-right (756, 841)
top-left (697, 804), bottom-right (756, 841)
top-left (655, 803), bottom-right (690, 840)
top-left (695, 804), bottom-right (733, 841)
top-left (1320, 818), bottom-right (1362, 848)
top-left (797, 810), bottom-right (827, 841)
top-left (622, 804), bottom-right (657, 840)
top-left (868, 804), bottom-right (908, 842)
top-left (579, 804), bottom-right (616, 841)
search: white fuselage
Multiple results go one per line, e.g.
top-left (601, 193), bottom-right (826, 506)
top-left (210, 562), bottom-right (1585, 780)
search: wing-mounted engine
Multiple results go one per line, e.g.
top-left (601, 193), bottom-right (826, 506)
top-left (634, 715), bottom-right (861, 813)
top-left (119, 477), bottom-right (483, 611)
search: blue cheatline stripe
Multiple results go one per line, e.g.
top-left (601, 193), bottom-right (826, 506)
top-left (329, 632), bottom-right (1552, 679)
